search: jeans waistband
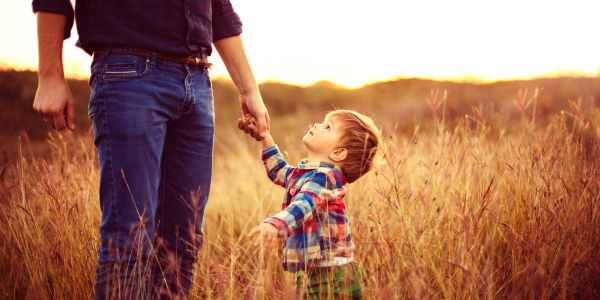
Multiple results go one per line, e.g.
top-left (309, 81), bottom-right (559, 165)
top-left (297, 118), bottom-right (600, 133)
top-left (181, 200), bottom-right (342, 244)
top-left (94, 46), bottom-right (211, 68)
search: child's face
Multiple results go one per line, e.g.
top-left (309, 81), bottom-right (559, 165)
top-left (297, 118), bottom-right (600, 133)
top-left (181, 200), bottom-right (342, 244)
top-left (302, 117), bottom-right (344, 161)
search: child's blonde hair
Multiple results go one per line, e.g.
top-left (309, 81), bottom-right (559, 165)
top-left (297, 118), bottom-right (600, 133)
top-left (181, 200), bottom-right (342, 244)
top-left (326, 110), bottom-right (382, 183)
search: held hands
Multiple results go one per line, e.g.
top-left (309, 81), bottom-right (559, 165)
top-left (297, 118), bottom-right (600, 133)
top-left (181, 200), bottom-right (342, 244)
top-left (239, 90), bottom-right (270, 141)
top-left (237, 115), bottom-right (275, 149)
top-left (247, 223), bottom-right (279, 252)
top-left (237, 115), bottom-right (259, 137)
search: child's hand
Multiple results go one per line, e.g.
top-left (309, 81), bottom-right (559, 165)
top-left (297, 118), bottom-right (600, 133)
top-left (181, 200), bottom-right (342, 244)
top-left (237, 115), bottom-right (275, 148)
top-left (248, 223), bottom-right (279, 252)
top-left (237, 115), bottom-right (261, 141)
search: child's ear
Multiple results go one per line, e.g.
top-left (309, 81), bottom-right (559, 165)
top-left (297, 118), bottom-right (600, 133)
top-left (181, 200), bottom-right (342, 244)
top-left (330, 148), bottom-right (347, 162)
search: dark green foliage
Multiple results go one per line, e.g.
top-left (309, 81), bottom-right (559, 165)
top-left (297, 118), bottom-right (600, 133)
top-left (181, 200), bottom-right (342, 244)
top-left (2, 68), bottom-right (599, 152)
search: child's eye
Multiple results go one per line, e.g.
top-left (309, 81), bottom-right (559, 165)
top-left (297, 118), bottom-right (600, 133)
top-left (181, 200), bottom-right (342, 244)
top-left (326, 125), bottom-right (330, 131)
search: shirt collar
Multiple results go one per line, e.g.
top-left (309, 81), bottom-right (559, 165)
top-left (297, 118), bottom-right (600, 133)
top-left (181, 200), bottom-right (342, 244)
top-left (298, 159), bottom-right (347, 184)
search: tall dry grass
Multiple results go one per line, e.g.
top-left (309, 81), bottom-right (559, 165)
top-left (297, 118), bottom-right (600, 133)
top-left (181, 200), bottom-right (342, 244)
top-left (1, 92), bottom-right (599, 299)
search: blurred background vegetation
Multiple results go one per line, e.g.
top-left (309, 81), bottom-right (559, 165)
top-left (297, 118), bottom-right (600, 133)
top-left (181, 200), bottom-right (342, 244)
top-left (1, 69), bottom-right (600, 298)
top-left (1, 68), bottom-right (599, 163)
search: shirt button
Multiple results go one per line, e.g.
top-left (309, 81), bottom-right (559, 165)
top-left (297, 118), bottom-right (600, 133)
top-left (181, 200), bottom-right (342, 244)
top-left (186, 10), bottom-right (190, 14)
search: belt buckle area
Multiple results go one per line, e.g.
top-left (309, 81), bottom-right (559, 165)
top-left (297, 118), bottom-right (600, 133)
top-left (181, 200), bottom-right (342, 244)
top-left (186, 57), bottom-right (201, 66)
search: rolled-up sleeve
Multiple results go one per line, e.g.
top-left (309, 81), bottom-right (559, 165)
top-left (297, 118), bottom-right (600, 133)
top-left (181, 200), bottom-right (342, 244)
top-left (212, 0), bottom-right (243, 41)
top-left (32, 0), bottom-right (74, 40)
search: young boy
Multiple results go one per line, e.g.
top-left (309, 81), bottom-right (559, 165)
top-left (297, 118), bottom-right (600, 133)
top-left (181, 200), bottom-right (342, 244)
top-left (241, 110), bottom-right (381, 299)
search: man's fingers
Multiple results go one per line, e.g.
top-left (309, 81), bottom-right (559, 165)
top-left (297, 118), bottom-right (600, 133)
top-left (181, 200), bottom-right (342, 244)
top-left (46, 116), bottom-right (56, 130)
top-left (53, 110), bottom-right (67, 131)
top-left (66, 99), bottom-right (76, 131)
top-left (237, 118), bottom-right (244, 130)
top-left (265, 111), bottom-right (271, 133)
top-left (256, 114), bottom-right (268, 138)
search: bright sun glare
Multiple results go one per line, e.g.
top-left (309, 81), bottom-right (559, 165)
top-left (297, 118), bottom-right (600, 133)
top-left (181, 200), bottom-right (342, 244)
top-left (1, 0), bottom-right (599, 88)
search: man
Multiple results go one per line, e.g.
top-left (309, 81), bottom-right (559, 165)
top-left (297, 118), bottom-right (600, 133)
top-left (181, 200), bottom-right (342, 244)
top-left (32, 0), bottom-right (269, 298)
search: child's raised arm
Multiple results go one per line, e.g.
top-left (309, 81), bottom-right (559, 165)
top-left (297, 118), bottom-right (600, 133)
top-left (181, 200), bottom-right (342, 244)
top-left (238, 116), bottom-right (293, 187)
top-left (261, 145), bottom-right (294, 188)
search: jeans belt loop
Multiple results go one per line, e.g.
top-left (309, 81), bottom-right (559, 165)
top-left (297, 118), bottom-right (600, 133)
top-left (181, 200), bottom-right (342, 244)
top-left (99, 46), bottom-right (112, 75)
top-left (102, 46), bottom-right (112, 59)
top-left (201, 53), bottom-right (207, 70)
top-left (150, 52), bottom-right (157, 67)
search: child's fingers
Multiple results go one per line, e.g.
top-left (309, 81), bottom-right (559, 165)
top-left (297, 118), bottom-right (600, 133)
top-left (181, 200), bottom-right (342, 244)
top-left (248, 226), bottom-right (265, 247)
top-left (244, 116), bottom-right (261, 141)
top-left (248, 226), bottom-right (260, 238)
top-left (243, 118), bottom-right (257, 138)
top-left (253, 235), bottom-right (263, 247)
top-left (264, 235), bottom-right (276, 252)
top-left (243, 117), bottom-right (251, 135)
top-left (262, 234), bottom-right (271, 251)
top-left (238, 117), bottom-right (260, 139)
top-left (247, 123), bottom-right (258, 132)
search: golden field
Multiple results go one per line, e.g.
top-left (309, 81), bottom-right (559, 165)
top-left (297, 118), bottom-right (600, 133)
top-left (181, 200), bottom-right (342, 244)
top-left (0, 70), bottom-right (599, 299)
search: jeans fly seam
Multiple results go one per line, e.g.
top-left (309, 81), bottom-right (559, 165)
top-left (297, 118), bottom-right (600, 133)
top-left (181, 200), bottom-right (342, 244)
top-left (179, 69), bottom-right (195, 117)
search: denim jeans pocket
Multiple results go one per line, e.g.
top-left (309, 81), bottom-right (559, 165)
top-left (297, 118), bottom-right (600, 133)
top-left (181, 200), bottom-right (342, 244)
top-left (105, 63), bottom-right (137, 75)
top-left (103, 55), bottom-right (150, 80)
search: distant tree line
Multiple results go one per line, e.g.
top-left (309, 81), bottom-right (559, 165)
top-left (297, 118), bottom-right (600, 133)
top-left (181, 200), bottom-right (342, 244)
top-left (1, 68), bottom-right (599, 146)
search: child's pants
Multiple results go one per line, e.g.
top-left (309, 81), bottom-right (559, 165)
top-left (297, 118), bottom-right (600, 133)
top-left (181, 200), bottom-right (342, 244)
top-left (295, 261), bottom-right (364, 299)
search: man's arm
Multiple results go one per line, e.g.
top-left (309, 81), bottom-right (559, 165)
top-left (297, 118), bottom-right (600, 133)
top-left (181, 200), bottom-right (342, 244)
top-left (214, 35), bottom-right (269, 141)
top-left (33, 12), bottom-right (76, 131)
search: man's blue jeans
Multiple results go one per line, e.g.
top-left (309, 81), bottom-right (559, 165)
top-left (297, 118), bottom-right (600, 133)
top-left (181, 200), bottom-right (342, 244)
top-left (89, 47), bottom-right (214, 299)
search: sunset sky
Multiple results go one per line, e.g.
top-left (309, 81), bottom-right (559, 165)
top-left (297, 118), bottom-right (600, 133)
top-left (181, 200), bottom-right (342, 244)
top-left (1, 0), bottom-right (599, 88)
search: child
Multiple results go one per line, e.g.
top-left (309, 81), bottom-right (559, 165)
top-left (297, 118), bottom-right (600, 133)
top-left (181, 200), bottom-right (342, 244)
top-left (241, 110), bottom-right (381, 299)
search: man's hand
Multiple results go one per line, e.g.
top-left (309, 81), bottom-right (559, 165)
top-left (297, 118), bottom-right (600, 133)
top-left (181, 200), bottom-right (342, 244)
top-left (34, 76), bottom-right (76, 131)
top-left (239, 89), bottom-right (270, 141)
top-left (247, 223), bottom-right (279, 252)
top-left (34, 12), bottom-right (75, 131)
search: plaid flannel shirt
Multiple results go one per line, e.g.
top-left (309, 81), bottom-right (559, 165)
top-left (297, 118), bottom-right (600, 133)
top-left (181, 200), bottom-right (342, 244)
top-left (261, 145), bottom-right (354, 272)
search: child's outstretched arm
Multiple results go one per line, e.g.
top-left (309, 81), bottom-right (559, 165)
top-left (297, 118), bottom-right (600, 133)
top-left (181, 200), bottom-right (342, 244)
top-left (238, 116), bottom-right (294, 187)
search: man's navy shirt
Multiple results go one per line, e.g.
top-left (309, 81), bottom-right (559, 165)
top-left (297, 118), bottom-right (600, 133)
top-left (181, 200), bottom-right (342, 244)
top-left (32, 0), bottom-right (243, 57)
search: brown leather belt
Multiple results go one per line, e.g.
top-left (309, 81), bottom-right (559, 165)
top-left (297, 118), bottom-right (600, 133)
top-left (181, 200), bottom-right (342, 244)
top-left (95, 48), bottom-right (212, 68)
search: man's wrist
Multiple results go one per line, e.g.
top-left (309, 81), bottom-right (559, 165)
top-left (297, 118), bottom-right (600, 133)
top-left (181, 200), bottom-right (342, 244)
top-left (38, 69), bottom-right (65, 81)
top-left (238, 85), bottom-right (260, 97)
